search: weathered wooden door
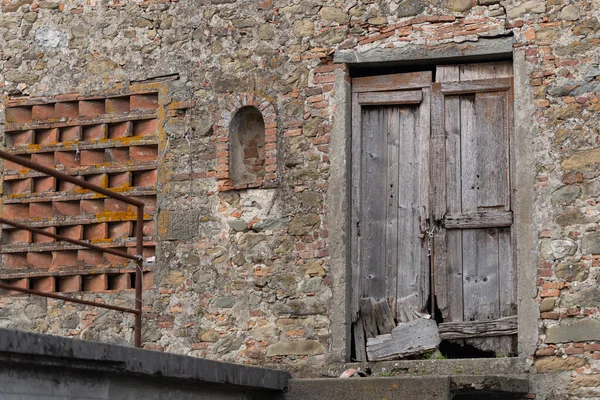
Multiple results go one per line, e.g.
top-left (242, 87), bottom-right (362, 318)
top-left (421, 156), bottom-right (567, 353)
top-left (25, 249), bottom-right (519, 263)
top-left (350, 62), bottom-right (516, 361)
top-left (432, 62), bottom-right (517, 354)
top-left (351, 72), bottom-right (432, 361)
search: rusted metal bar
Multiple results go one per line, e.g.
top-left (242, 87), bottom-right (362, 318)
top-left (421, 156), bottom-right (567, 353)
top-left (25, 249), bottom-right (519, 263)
top-left (0, 150), bottom-right (144, 207)
top-left (0, 282), bottom-right (141, 315)
top-left (134, 205), bottom-right (144, 348)
top-left (0, 217), bottom-right (139, 261)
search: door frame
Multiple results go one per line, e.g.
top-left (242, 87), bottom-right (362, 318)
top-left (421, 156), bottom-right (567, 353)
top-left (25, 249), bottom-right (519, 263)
top-left (326, 51), bottom-right (538, 364)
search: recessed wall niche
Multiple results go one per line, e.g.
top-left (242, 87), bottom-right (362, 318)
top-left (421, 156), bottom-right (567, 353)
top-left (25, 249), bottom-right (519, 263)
top-left (215, 92), bottom-right (278, 191)
top-left (229, 106), bottom-right (265, 186)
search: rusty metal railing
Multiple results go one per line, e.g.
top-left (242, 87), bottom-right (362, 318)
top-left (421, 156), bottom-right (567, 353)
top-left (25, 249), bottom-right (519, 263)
top-left (0, 150), bottom-right (144, 347)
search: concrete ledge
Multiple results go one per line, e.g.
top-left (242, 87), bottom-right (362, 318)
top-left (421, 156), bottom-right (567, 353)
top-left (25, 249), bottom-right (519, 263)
top-left (0, 328), bottom-right (290, 391)
top-left (334, 36), bottom-right (514, 67)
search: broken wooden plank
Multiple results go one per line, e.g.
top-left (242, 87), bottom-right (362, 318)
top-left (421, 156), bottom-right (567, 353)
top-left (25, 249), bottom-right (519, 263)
top-left (439, 78), bottom-right (513, 95)
top-left (444, 210), bottom-right (513, 229)
top-left (374, 299), bottom-right (396, 335)
top-left (359, 298), bottom-right (378, 339)
top-left (438, 315), bottom-right (517, 340)
top-left (367, 318), bottom-right (440, 361)
top-left (396, 292), bottom-right (420, 323)
top-left (352, 318), bottom-right (367, 362)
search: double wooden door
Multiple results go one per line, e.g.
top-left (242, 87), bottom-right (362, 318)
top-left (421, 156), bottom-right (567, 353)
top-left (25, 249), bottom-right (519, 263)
top-left (351, 62), bottom-right (516, 361)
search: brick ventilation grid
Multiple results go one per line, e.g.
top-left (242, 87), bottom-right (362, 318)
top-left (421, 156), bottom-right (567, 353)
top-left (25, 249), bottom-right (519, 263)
top-left (0, 92), bottom-right (158, 295)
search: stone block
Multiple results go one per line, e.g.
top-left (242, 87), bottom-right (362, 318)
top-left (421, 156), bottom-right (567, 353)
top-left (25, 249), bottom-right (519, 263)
top-left (556, 262), bottom-right (588, 282)
top-left (534, 356), bottom-right (587, 373)
top-left (551, 185), bottom-right (581, 204)
top-left (288, 213), bottom-right (320, 236)
top-left (266, 340), bottom-right (325, 356)
top-left (546, 319), bottom-right (600, 343)
top-left (161, 211), bottom-right (200, 240)
top-left (582, 233), bottom-right (600, 254)
top-left (562, 287), bottom-right (600, 308)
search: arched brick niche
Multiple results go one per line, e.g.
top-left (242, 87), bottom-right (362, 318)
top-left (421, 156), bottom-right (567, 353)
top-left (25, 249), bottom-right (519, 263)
top-left (215, 93), bottom-right (277, 192)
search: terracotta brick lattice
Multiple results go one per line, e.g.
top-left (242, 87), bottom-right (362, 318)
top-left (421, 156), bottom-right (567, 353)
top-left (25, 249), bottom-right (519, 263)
top-left (216, 92), bottom-right (278, 191)
top-left (0, 91), bottom-right (159, 295)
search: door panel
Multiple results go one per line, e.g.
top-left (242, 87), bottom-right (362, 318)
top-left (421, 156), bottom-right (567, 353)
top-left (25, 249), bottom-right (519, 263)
top-left (351, 72), bottom-right (431, 361)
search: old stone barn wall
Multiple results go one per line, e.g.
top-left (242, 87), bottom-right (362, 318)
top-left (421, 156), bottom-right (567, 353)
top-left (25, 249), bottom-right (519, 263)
top-left (0, 0), bottom-right (598, 398)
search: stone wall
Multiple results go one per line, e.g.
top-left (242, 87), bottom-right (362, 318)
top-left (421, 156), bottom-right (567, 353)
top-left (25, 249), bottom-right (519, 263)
top-left (0, 0), bottom-right (598, 398)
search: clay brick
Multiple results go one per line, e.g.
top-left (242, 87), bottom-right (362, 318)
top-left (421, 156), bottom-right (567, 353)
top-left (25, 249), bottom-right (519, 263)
top-left (105, 198), bottom-right (130, 212)
top-left (84, 174), bottom-right (108, 188)
top-left (132, 119), bottom-right (157, 137)
top-left (83, 223), bottom-right (108, 241)
top-left (80, 199), bottom-right (104, 214)
top-left (4, 204), bottom-right (29, 219)
top-left (5, 229), bottom-right (32, 244)
top-left (6, 106), bottom-right (32, 123)
top-left (106, 147), bottom-right (129, 163)
top-left (2, 278), bottom-right (29, 295)
top-left (6, 178), bottom-right (32, 195)
top-left (31, 276), bottom-right (55, 292)
top-left (8, 130), bottom-right (35, 147)
top-left (108, 121), bottom-right (132, 139)
top-left (2, 253), bottom-right (28, 269)
top-left (58, 176), bottom-right (85, 192)
top-left (130, 145), bottom-right (158, 161)
top-left (29, 202), bottom-right (53, 218)
top-left (53, 201), bottom-right (80, 217)
top-left (80, 149), bottom-right (106, 166)
top-left (131, 196), bottom-right (156, 213)
top-left (142, 220), bottom-right (155, 236)
top-left (109, 221), bottom-right (132, 239)
top-left (55, 151), bottom-right (80, 167)
top-left (31, 152), bottom-right (55, 167)
top-left (52, 251), bottom-right (78, 268)
top-left (32, 227), bottom-right (56, 243)
top-left (32, 104), bottom-right (56, 121)
top-left (27, 252), bottom-right (52, 269)
top-left (55, 102), bottom-right (79, 118)
top-left (133, 170), bottom-right (157, 187)
top-left (36, 128), bottom-right (59, 145)
top-left (130, 94), bottom-right (158, 111)
top-left (143, 271), bottom-right (154, 289)
top-left (82, 124), bottom-right (107, 141)
top-left (108, 172), bottom-right (131, 188)
top-left (106, 248), bottom-right (129, 265)
top-left (34, 176), bottom-right (56, 193)
top-left (58, 275), bottom-right (82, 292)
top-left (79, 100), bottom-right (105, 117)
top-left (59, 126), bottom-right (81, 142)
top-left (77, 249), bottom-right (105, 266)
top-left (82, 274), bottom-right (108, 291)
top-left (4, 155), bottom-right (30, 171)
top-left (105, 97), bottom-right (130, 114)
top-left (57, 225), bottom-right (83, 240)
top-left (108, 273), bottom-right (131, 289)
top-left (584, 344), bottom-right (600, 352)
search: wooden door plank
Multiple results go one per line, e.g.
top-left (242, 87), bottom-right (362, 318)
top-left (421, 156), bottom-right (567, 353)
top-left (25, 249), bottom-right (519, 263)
top-left (352, 71), bottom-right (432, 93)
top-left (350, 94), bottom-right (362, 322)
top-left (459, 61), bottom-right (513, 80)
top-left (357, 90), bottom-right (422, 105)
top-left (417, 87), bottom-right (431, 311)
top-left (352, 318), bottom-right (367, 361)
top-left (397, 107), bottom-right (420, 306)
top-left (360, 297), bottom-right (379, 339)
top-left (386, 107), bottom-right (400, 316)
top-left (498, 228), bottom-right (516, 316)
top-left (476, 91), bottom-right (509, 209)
top-left (438, 315), bottom-right (517, 339)
top-left (464, 228), bottom-right (501, 321)
top-left (440, 78), bottom-right (513, 95)
top-left (361, 108), bottom-right (387, 299)
top-left (431, 83), bottom-right (449, 316)
top-left (436, 65), bottom-right (460, 83)
top-left (374, 299), bottom-right (396, 335)
top-left (445, 210), bottom-right (513, 229)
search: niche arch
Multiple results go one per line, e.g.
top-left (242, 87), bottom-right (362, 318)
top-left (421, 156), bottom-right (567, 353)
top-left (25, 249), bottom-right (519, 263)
top-left (215, 92), bottom-right (278, 191)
